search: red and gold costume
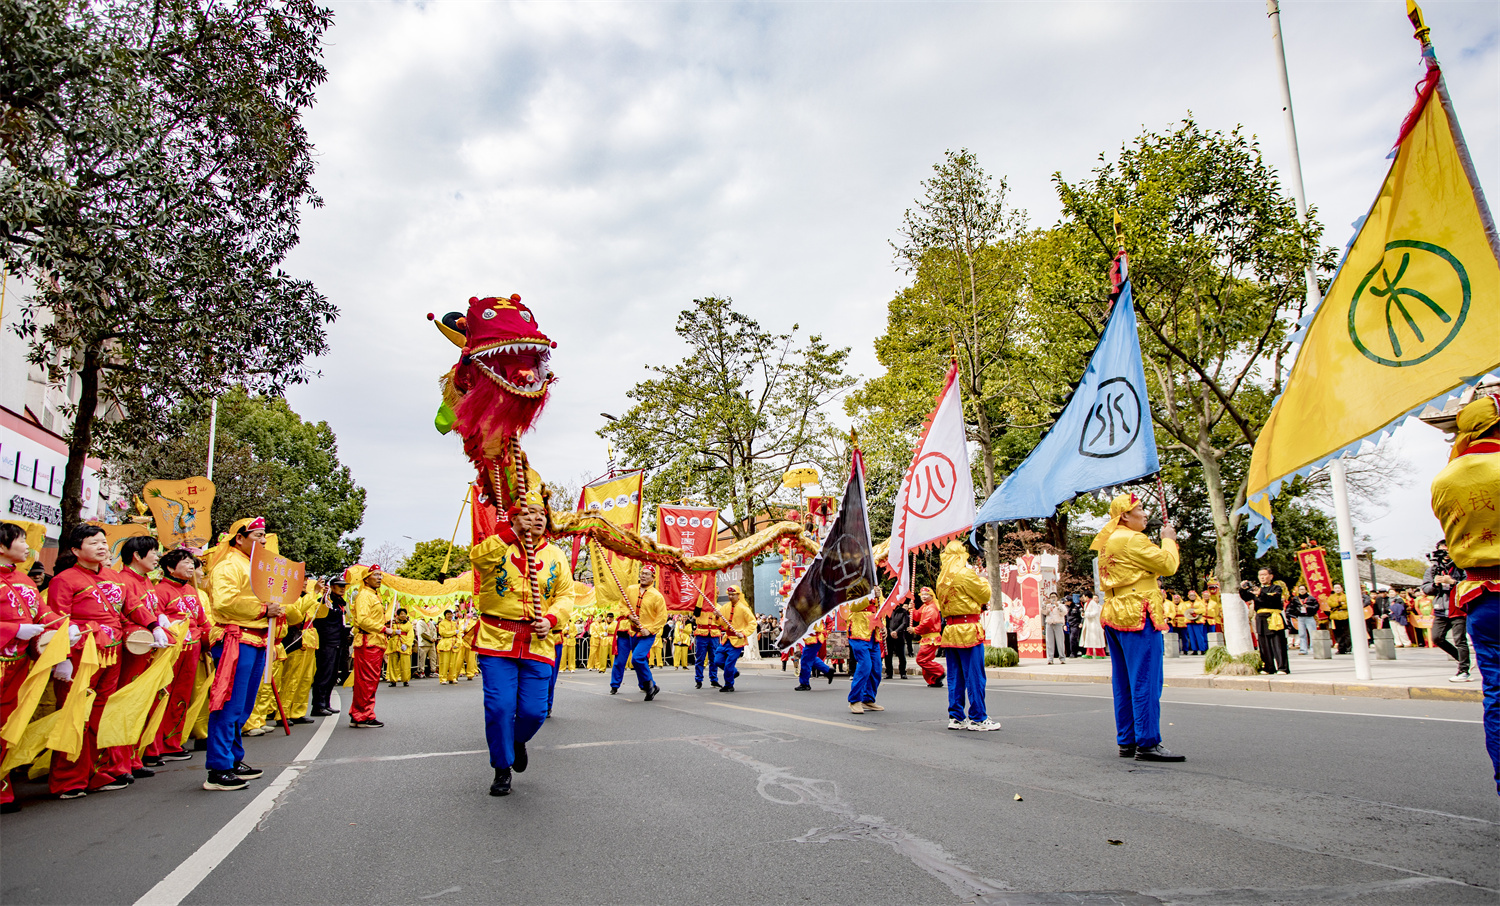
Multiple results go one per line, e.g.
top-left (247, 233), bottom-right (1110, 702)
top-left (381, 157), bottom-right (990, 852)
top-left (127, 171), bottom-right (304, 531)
top-left (149, 573), bottom-right (213, 757)
top-left (1, 564), bottom-right (54, 805)
top-left (46, 563), bottom-right (128, 793)
top-left (345, 567), bottom-right (388, 724)
top-left (912, 591), bottom-right (945, 686)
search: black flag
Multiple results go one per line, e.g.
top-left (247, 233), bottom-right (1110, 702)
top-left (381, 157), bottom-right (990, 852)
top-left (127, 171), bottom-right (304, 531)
top-left (776, 450), bottom-right (878, 648)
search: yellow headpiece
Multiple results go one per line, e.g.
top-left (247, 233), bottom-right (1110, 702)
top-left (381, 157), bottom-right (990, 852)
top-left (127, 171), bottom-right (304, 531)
top-left (1450, 394), bottom-right (1500, 461)
top-left (1090, 492), bottom-right (1141, 553)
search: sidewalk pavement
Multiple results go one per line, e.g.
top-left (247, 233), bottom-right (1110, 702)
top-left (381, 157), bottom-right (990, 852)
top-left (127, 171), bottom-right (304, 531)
top-left (737, 645), bottom-right (1484, 703)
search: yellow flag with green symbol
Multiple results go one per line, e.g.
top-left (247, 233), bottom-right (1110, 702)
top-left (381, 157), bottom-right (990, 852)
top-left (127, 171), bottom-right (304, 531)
top-left (1246, 58), bottom-right (1500, 552)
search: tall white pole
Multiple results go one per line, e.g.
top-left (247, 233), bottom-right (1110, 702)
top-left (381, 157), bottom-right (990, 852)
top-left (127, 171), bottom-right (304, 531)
top-left (1267, 0), bottom-right (1371, 680)
top-left (205, 398), bottom-right (219, 482)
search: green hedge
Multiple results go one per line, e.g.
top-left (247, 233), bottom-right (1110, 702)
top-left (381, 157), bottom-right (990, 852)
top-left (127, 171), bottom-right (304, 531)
top-left (985, 646), bottom-right (1019, 668)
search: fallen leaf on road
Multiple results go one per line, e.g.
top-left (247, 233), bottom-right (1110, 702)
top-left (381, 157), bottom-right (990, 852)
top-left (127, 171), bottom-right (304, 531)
top-left (1013, 794), bottom-right (1022, 801)
top-left (1107, 840), bottom-right (1124, 846)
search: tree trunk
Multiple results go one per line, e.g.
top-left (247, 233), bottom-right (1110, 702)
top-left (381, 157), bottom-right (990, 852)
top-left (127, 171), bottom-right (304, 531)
top-left (1196, 441), bottom-right (1250, 654)
top-left (1043, 513), bottom-right (1068, 553)
top-left (59, 344), bottom-right (101, 544)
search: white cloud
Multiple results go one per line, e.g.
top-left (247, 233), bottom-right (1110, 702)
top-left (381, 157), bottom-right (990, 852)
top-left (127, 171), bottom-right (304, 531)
top-left (281, 0), bottom-right (1499, 561)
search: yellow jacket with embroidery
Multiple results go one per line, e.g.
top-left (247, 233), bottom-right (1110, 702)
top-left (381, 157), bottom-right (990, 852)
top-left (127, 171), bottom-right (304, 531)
top-left (470, 535), bottom-right (573, 663)
top-left (209, 548), bottom-right (268, 629)
top-left (615, 585), bottom-right (667, 637)
top-left (720, 601), bottom-right (757, 649)
top-left (349, 587), bottom-right (388, 648)
top-left (936, 541), bottom-right (990, 648)
top-left (1099, 528), bottom-right (1178, 632)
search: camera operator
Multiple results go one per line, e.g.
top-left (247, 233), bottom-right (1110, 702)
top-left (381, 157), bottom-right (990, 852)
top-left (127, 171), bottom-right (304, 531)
top-left (1239, 568), bottom-right (1290, 674)
top-left (1422, 539), bottom-right (1471, 683)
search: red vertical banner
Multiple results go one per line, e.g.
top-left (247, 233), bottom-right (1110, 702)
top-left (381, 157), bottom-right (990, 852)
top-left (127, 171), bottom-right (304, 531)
top-left (1295, 547), bottom-right (1334, 600)
top-left (657, 505), bottom-right (718, 612)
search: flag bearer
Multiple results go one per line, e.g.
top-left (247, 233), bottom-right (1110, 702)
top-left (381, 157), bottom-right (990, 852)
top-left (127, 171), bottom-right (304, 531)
top-left (937, 540), bottom-right (998, 731)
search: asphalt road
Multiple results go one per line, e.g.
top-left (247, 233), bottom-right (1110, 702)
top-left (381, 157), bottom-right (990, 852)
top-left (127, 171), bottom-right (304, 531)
top-left (3, 663), bottom-right (1496, 906)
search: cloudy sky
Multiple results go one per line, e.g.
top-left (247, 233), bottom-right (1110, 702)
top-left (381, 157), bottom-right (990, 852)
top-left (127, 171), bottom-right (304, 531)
top-left (280, 0), bottom-right (1499, 565)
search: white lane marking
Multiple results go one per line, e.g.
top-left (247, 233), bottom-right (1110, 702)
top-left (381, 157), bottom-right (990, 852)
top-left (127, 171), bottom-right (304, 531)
top-left (1003, 688), bottom-right (1482, 724)
top-left (705, 701), bottom-right (877, 731)
top-left (134, 691), bottom-right (342, 906)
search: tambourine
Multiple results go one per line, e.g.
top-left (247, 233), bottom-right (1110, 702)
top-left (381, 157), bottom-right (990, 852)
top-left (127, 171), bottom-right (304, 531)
top-left (36, 629), bottom-right (58, 650)
top-left (125, 629), bottom-right (155, 655)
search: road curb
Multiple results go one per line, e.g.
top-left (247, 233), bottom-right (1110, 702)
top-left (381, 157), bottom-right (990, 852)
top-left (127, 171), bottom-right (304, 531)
top-left (983, 667), bottom-right (1483, 702)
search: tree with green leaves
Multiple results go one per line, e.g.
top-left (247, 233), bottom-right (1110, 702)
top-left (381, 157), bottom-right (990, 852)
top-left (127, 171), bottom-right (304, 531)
top-left (1039, 119), bottom-right (1328, 639)
top-left (848, 149), bottom-right (1037, 603)
top-left (600, 296), bottom-right (854, 609)
top-left (105, 390), bottom-right (365, 575)
top-left (398, 539), bottom-right (471, 583)
top-left (1, 0), bottom-right (336, 541)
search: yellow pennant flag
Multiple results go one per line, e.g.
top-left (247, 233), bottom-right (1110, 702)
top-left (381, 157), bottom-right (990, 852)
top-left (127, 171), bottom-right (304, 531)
top-left (97, 629), bottom-right (184, 749)
top-left (576, 471), bottom-right (645, 617)
top-left (1245, 52), bottom-right (1500, 551)
top-left (0, 618), bottom-right (72, 747)
top-left (45, 635), bottom-right (100, 760)
top-left (175, 653), bottom-right (215, 752)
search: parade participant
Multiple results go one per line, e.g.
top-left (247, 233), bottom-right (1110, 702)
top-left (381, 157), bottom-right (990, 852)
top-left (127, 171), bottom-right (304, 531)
top-left (115, 535), bottom-right (173, 778)
top-left (1429, 394), bottom-right (1500, 795)
top-left (1167, 592), bottom-right (1187, 656)
top-left (279, 579), bottom-right (324, 724)
top-left (609, 565), bottom-right (666, 700)
top-left (1240, 568), bottom-right (1290, 675)
top-left (1, 522), bottom-right (57, 811)
top-left (795, 618), bottom-right (835, 690)
top-left (385, 607), bottom-right (414, 687)
top-left (203, 517), bottom-right (285, 791)
top-left (936, 540), bottom-right (998, 731)
top-left (346, 565), bottom-right (388, 727)
top-left (469, 482), bottom-right (573, 797)
top-left (461, 605), bottom-right (480, 679)
top-left (1326, 583), bottom-right (1351, 654)
top-left (561, 613), bottom-right (578, 672)
top-left (692, 596), bottom-right (722, 689)
top-left (145, 549), bottom-right (212, 765)
top-left (672, 615), bottom-right (691, 670)
top-left (1094, 492), bottom-right (1184, 762)
top-left (1204, 581), bottom-right (1223, 635)
top-left (846, 589), bottom-right (882, 713)
top-left (712, 585), bottom-right (756, 694)
top-left (47, 524), bottom-right (132, 797)
top-left (437, 609), bottom-right (461, 684)
top-left (310, 576), bottom-right (348, 716)
top-left (912, 588), bottom-right (945, 687)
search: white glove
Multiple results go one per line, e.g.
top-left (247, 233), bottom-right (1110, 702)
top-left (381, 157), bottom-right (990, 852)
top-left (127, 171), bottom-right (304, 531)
top-left (15, 623), bottom-right (45, 641)
top-left (68, 625), bottom-right (82, 645)
top-left (157, 614), bottom-right (171, 630)
top-left (151, 626), bottom-right (171, 648)
top-left (52, 660), bottom-right (74, 682)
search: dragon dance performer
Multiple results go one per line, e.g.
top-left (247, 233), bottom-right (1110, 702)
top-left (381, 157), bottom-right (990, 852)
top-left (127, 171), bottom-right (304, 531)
top-left (1430, 394), bottom-right (1500, 796)
top-left (469, 477), bottom-right (573, 796)
top-left (794, 618), bottom-right (834, 691)
top-left (1094, 492), bottom-right (1184, 763)
top-left (437, 609), bottom-right (462, 683)
top-left (1, 522), bottom-right (61, 812)
top-left (937, 540), bottom-right (999, 732)
top-left (913, 587), bottom-right (945, 688)
top-left (609, 565), bottom-right (666, 701)
top-left (345, 565), bottom-right (388, 727)
top-left (203, 517), bottom-right (284, 791)
top-left (692, 597), bottom-right (722, 688)
top-left (145, 549), bottom-right (213, 764)
top-left (712, 585), bottom-right (756, 693)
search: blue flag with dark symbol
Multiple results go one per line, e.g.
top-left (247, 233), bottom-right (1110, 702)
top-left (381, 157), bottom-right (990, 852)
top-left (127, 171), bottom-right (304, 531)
top-left (776, 450), bottom-right (879, 649)
top-left (972, 279), bottom-right (1159, 531)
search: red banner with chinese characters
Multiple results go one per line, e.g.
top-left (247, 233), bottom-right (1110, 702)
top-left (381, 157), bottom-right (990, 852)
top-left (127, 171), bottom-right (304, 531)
top-left (1295, 547), bottom-right (1334, 601)
top-left (657, 505), bottom-right (717, 612)
top-left (250, 544), bottom-right (306, 610)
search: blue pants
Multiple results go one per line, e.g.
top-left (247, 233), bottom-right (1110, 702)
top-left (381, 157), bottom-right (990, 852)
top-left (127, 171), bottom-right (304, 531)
top-left (1465, 591), bottom-right (1499, 796)
top-left (799, 642), bottom-right (832, 685)
top-left (694, 636), bottom-right (720, 683)
top-left (716, 642), bottom-right (744, 688)
top-left (945, 645), bottom-right (987, 721)
top-left (478, 655), bottom-right (552, 770)
top-left (848, 639), bottom-right (879, 703)
top-left (206, 641), bottom-right (268, 772)
top-left (611, 633), bottom-right (656, 691)
top-left (1106, 626), bottom-right (1165, 748)
top-left (547, 644), bottom-right (562, 713)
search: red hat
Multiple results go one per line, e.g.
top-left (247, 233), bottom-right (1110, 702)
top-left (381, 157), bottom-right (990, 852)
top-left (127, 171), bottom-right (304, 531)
top-left (245, 516), bottom-right (266, 531)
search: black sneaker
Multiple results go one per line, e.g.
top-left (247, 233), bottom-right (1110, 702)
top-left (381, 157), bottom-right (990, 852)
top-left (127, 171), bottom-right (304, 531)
top-left (826, 669), bottom-right (835, 684)
top-left (710, 679), bottom-right (721, 688)
top-left (161, 749), bottom-right (193, 761)
top-left (203, 771), bottom-right (248, 791)
top-left (721, 686), bottom-right (735, 693)
top-left (609, 686), bottom-right (619, 695)
top-left (96, 777), bottom-right (130, 791)
top-left (133, 766), bottom-right (156, 778)
top-left (513, 739), bottom-right (528, 774)
top-left (352, 719), bottom-right (384, 728)
top-left (794, 684), bottom-right (811, 691)
top-left (403, 681), bottom-right (408, 687)
top-left (0, 800), bottom-right (21, 813)
top-left (233, 762), bottom-right (263, 779)
top-left (1118, 744), bottom-right (1137, 758)
top-left (142, 756), bottom-right (165, 768)
top-left (57, 788), bottom-right (87, 800)
top-left (644, 683), bottom-right (660, 702)
top-left (695, 681), bottom-right (702, 689)
top-left (290, 716), bottom-right (315, 725)
top-left (114, 773), bottom-right (135, 786)
top-left (1135, 744), bottom-right (1186, 763)
top-left (489, 768), bottom-right (512, 796)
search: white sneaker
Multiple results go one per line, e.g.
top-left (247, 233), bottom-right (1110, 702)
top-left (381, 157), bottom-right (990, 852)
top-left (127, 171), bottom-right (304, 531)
top-left (947, 718), bottom-right (969, 730)
top-left (1449, 672), bottom-right (1472, 683)
top-left (966, 718), bottom-right (1002, 732)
